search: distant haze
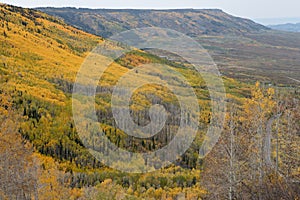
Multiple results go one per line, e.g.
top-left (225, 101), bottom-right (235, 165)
top-left (1, 0), bottom-right (300, 22)
top-left (255, 18), bottom-right (300, 25)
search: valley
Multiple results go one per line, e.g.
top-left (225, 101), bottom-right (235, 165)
top-left (39, 7), bottom-right (300, 86)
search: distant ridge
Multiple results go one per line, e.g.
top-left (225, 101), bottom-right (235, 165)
top-left (255, 17), bottom-right (300, 25)
top-left (38, 7), bottom-right (268, 38)
top-left (37, 7), bottom-right (224, 12)
top-left (269, 23), bottom-right (300, 32)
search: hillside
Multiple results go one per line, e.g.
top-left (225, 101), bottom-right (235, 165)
top-left (269, 22), bottom-right (300, 32)
top-left (0, 3), bottom-right (102, 199)
top-left (38, 7), bottom-right (300, 86)
top-left (0, 4), bottom-right (101, 93)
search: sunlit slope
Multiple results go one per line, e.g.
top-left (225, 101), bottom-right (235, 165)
top-left (0, 4), bottom-right (101, 104)
top-left (0, 4), bottom-right (107, 169)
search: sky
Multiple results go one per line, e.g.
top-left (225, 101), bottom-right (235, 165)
top-left (2, 0), bottom-right (300, 25)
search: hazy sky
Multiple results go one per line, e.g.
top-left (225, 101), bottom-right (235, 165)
top-left (2, 0), bottom-right (300, 23)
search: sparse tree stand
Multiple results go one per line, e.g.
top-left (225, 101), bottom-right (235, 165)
top-left (0, 94), bottom-right (38, 199)
top-left (228, 109), bottom-right (236, 200)
top-left (201, 82), bottom-right (300, 200)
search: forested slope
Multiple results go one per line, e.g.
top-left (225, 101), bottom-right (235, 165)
top-left (0, 4), bottom-right (223, 199)
top-left (0, 4), bottom-right (299, 199)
